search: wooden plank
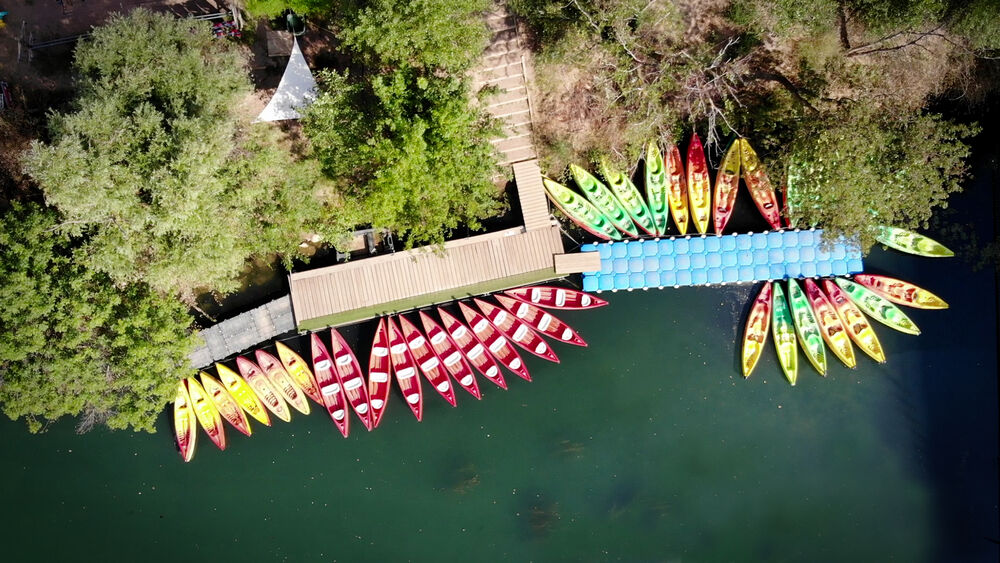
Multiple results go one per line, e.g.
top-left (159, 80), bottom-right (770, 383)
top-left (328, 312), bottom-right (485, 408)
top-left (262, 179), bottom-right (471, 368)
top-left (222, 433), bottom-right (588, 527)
top-left (554, 252), bottom-right (601, 274)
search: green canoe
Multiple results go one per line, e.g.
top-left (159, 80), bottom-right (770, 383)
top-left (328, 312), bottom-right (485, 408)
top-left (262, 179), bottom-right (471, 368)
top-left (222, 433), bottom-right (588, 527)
top-left (875, 225), bottom-right (954, 258)
top-left (598, 158), bottom-right (658, 236)
top-left (787, 279), bottom-right (827, 376)
top-left (542, 177), bottom-right (622, 241)
top-left (643, 142), bottom-right (670, 236)
top-left (834, 278), bottom-right (921, 335)
top-left (771, 282), bottom-right (799, 386)
top-left (570, 164), bottom-right (639, 238)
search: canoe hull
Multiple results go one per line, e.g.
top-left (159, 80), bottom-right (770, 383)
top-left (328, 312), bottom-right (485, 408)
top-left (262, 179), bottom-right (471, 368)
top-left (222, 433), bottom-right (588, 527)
top-left (803, 279), bottom-right (856, 369)
top-left (664, 143), bottom-right (690, 235)
top-left (311, 333), bottom-right (351, 437)
top-left (713, 139), bottom-right (741, 234)
top-left (742, 282), bottom-right (772, 378)
top-left (201, 371), bottom-right (252, 437)
top-left (275, 341), bottom-right (324, 406)
top-left (739, 139), bottom-right (782, 230)
top-left (835, 278), bottom-right (920, 335)
top-left (438, 307), bottom-right (508, 390)
top-left (330, 328), bottom-right (374, 430)
top-left (386, 316), bottom-right (424, 421)
top-left (543, 177), bottom-right (622, 241)
top-left (216, 362), bottom-right (271, 426)
top-left (876, 226), bottom-right (954, 257)
top-left (771, 284), bottom-right (799, 385)
top-left (787, 280), bottom-right (828, 375)
top-left (504, 286), bottom-right (607, 310)
top-left (642, 143), bottom-right (671, 236)
top-left (459, 302), bottom-right (531, 381)
top-left (367, 318), bottom-right (394, 428)
top-left (495, 294), bottom-right (587, 346)
top-left (420, 311), bottom-right (482, 399)
top-left (174, 380), bottom-right (197, 462)
top-left (854, 274), bottom-right (948, 309)
top-left (686, 133), bottom-right (711, 234)
top-left (399, 315), bottom-right (458, 407)
top-left (822, 279), bottom-right (886, 364)
top-left (186, 376), bottom-right (226, 450)
top-left (474, 298), bottom-right (560, 363)
top-left (571, 163), bottom-right (639, 237)
top-left (235, 357), bottom-right (291, 423)
top-left (256, 349), bottom-right (311, 416)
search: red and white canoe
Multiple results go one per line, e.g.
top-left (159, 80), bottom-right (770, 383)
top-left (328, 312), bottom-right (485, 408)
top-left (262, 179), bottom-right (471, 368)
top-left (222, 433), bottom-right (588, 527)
top-left (458, 302), bottom-right (531, 381)
top-left (504, 286), bottom-right (608, 310)
top-left (367, 318), bottom-right (393, 429)
top-left (330, 328), bottom-right (373, 431)
top-left (474, 298), bottom-right (559, 363)
top-left (310, 333), bottom-right (351, 437)
top-left (494, 295), bottom-right (587, 346)
top-left (419, 311), bottom-right (481, 399)
top-left (437, 307), bottom-right (507, 390)
top-left (399, 315), bottom-right (457, 406)
top-left (386, 316), bottom-right (423, 421)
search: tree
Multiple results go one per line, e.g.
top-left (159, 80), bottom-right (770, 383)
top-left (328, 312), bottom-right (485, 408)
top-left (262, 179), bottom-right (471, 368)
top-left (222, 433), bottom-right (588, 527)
top-left (0, 203), bottom-right (199, 433)
top-left (783, 106), bottom-right (978, 251)
top-left (302, 69), bottom-right (504, 246)
top-left (339, 0), bottom-right (491, 71)
top-left (24, 9), bottom-right (341, 297)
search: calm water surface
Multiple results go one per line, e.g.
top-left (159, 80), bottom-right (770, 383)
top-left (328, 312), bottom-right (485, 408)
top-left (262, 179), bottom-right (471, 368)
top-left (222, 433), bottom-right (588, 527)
top-left (1, 183), bottom-right (997, 561)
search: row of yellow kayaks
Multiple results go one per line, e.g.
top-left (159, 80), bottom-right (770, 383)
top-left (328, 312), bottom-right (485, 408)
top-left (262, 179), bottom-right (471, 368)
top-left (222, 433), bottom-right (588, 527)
top-left (741, 274), bottom-right (948, 384)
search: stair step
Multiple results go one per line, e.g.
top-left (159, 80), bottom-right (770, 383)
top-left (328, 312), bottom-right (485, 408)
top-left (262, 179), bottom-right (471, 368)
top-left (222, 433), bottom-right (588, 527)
top-left (500, 145), bottom-right (538, 165)
top-left (489, 99), bottom-right (531, 119)
top-left (485, 91), bottom-right (528, 108)
top-left (474, 73), bottom-right (526, 93)
top-left (474, 61), bottom-right (524, 83)
top-left (493, 135), bottom-right (535, 153)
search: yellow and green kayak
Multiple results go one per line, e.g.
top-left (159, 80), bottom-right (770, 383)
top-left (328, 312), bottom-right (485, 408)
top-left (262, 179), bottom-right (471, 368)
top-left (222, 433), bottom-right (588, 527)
top-left (875, 226), bottom-right (954, 258)
top-left (835, 278), bottom-right (921, 335)
top-left (787, 279), bottom-right (827, 375)
top-left (598, 158), bottom-right (657, 236)
top-left (570, 164), bottom-right (639, 238)
top-left (664, 143), bottom-right (690, 235)
top-left (771, 282), bottom-right (798, 385)
top-left (642, 142), bottom-right (670, 235)
top-left (742, 281), bottom-right (771, 378)
top-left (823, 279), bottom-right (886, 363)
top-left (713, 139), bottom-right (741, 234)
top-left (543, 177), bottom-right (622, 241)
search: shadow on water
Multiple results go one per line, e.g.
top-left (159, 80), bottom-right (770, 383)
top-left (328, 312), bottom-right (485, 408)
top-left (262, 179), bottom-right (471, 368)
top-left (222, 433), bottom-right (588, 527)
top-left (515, 490), bottom-right (561, 540)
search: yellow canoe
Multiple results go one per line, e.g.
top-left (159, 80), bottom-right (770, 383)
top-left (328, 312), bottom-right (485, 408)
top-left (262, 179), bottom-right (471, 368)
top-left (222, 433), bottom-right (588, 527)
top-left (257, 349), bottom-right (311, 415)
top-left (686, 133), bottom-right (711, 234)
top-left (742, 282), bottom-right (772, 378)
top-left (185, 376), bottom-right (226, 450)
top-left (174, 380), bottom-right (197, 462)
top-left (713, 139), bottom-right (741, 234)
top-left (823, 279), bottom-right (886, 364)
top-left (664, 143), bottom-right (690, 235)
top-left (236, 356), bottom-right (291, 423)
top-left (200, 371), bottom-right (252, 436)
top-left (804, 279), bottom-right (856, 369)
top-left (216, 363), bottom-right (271, 426)
top-left (275, 341), bottom-right (324, 406)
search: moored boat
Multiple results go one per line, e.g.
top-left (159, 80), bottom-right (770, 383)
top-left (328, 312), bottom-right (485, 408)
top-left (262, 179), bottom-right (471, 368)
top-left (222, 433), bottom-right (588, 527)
top-left (275, 341), bottom-right (324, 406)
top-left (822, 279), bottom-right (886, 363)
top-left (420, 311), bottom-right (482, 399)
top-left (235, 356), bottom-right (291, 423)
top-left (853, 274), bottom-right (948, 309)
top-left (200, 371), bottom-right (252, 436)
top-left (367, 318), bottom-right (393, 428)
top-left (787, 280), bottom-right (828, 375)
top-left (255, 349), bottom-right (311, 415)
top-left (686, 133), bottom-right (712, 234)
top-left (459, 302), bottom-right (532, 381)
top-left (495, 294), bottom-right (586, 346)
top-left (875, 225), bottom-right (954, 257)
top-left (186, 376), bottom-right (226, 450)
top-left (330, 328), bottom-right (374, 430)
top-left (713, 139), bottom-right (741, 234)
top-left (542, 177), bottom-right (622, 241)
top-left (741, 282), bottom-right (772, 378)
top-left (598, 157), bottom-right (658, 236)
top-left (504, 285), bottom-right (608, 310)
top-left (310, 333), bottom-right (351, 437)
top-left (803, 279), bottom-right (856, 369)
top-left (437, 307), bottom-right (508, 390)
top-left (386, 316), bottom-right (424, 421)
top-left (215, 362), bottom-right (270, 426)
top-left (475, 298), bottom-right (560, 363)
top-left (174, 380), bottom-right (197, 462)
top-left (771, 283), bottom-right (798, 385)
top-left (571, 163), bottom-right (639, 238)
top-left (399, 315), bottom-right (457, 407)
top-left (664, 142), bottom-right (690, 235)
top-left (739, 139), bottom-right (782, 230)
top-left (834, 278), bottom-right (921, 335)
top-left (642, 142), bottom-right (670, 235)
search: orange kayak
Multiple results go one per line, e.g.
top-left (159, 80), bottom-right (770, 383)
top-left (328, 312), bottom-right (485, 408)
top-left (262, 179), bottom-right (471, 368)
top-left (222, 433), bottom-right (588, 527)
top-left (853, 274), bottom-right (948, 309)
top-left (686, 133), bottom-right (712, 234)
top-left (713, 139), bottom-right (741, 234)
top-left (822, 279), bottom-right (886, 363)
top-left (173, 380), bottom-right (197, 462)
top-left (741, 281), bottom-right (771, 378)
top-left (739, 139), bottom-right (782, 230)
top-left (275, 341), bottom-right (324, 406)
top-left (256, 349), bottom-right (311, 416)
top-left (186, 376), bottom-right (226, 450)
top-left (664, 143), bottom-right (690, 235)
top-left (200, 371), bottom-right (251, 437)
top-left (803, 279), bottom-right (856, 368)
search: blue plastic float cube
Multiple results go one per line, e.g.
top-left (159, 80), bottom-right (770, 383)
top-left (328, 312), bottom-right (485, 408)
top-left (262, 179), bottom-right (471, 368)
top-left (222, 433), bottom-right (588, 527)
top-left (601, 260), bottom-right (613, 275)
top-left (785, 263), bottom-right (802, 278)
top-left (628, 243), bottom-right (643, 258)
top-left (659, 255), bottom-right (675, 270)
top-left (599, 275), bottom-right (614, 291)
top-left (691, 269), bottom-right (708, 285)
top-left (736, 235), bottom-right (752, 250)
top-left (658, 239), bottom-right (674, 254)
top-left (738, 250), bottom-right (754, 266)
top-left (752, 233), bottom-right (768, 249)
top-left (660, 271), bottom-right (676, 286)
top-left (722, 252), bottom-right (738, 267)
top-left (689, 238), bottom-right (705, 253)
top-left (817, 262), bottom-right (833, 277)
top-left (597, 244), bottom-right (612, 259)
top-left (676, 270), bottom-right (692, 285)
top-left (723, 267), bottom-right (739, 283)
top-left (644, 272), bottom-right (659, 286)
top-left (690, 254), bottom-right (707, 269)
top-left (738, 267), bottom-right (755, 282)
top-left (613, 259), bottom-right (628, 274)
top-left (582, 276), bottom-right (598, 292)
top-left (612, 243), bottom-right (628, 258)
top-left (644, 256), bottom-right (659, 271)
top-left (675, 254), bottom-right (691, 269)
top-left (767, 231), bottom-right (784, 248)
top-left (674, 238), bottom-right (689, 253)
top-left (705, 237), bottom-right (721, 252)
top-left (643, 241), bottom-right (658, 256)
top-left (629, 257), bottom-right (644, 272)
top-left (708, 269), bottom-right (724, 284)
top-left (722, 236), bottom-right (738, 251)
top-left (629, 272), bottom-right (644, 287)
top-left (614, 273), bottom-right (631, 289)
top-left (707, 253), bottom-right (722, 268)
top-left (800, 262), bottom-right (817, 278)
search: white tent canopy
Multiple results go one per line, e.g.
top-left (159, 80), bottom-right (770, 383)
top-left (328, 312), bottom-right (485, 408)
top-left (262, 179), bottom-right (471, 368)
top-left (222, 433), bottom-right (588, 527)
top-left (255, 37), bottom-right (317, 122)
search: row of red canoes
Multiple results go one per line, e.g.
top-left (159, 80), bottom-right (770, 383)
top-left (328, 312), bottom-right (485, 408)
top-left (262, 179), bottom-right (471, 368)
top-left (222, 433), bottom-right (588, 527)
top-left (174, 286), bottom-right (608, 461)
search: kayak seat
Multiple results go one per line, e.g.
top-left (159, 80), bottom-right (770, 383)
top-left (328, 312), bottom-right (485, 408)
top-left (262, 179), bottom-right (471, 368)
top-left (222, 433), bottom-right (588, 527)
top-left (369, 371), bottom-right (389, 383)
top-left (406, 393), bottom-right (420, 404)
top-left (452, 326), bottom-right (468, 339)
top-left (372, 346), bottom-right (389, 357)
top-left (460, 374), bottom-right (474, 386)
top-left (430, 332), bottom-right (447, 345)
top-left (371, 398), bottom-right (385, 409)
top-left (356, 403), bottom-right (369, 414)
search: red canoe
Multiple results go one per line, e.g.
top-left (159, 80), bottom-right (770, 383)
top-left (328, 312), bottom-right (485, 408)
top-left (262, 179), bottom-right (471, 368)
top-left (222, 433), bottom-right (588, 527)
top-left (437, 307), bottom-right (507, 390)
top-left (367, 318), bottom-right (393, 428)
top-left (474, 298), bottom-right (560, 363)
top-left (330, 328), bottom-right (374, 431)
top-left (420, 311), bottom-right (482, 399)
top-left (386, 316), bottom-right (423, 421)
top-left (399, 315), bottom-right (457, 407)
top-left (494, 294), bottom-right (587, 346)
top-left (310, 333), bottom-right (350, 437)
top-left (504, 286), bottom-right (608, 310)
top-left (458, 302), bottom-right (531, 381)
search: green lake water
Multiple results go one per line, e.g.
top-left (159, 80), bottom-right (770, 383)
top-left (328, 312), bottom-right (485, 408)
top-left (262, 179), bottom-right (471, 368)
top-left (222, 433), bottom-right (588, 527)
top-left (2, 180), bottom-right (997, 562)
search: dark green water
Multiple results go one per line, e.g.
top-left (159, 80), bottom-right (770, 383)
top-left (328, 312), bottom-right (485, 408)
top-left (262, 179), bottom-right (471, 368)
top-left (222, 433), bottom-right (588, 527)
top-left (2, 186), bottom-right (997, 562)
